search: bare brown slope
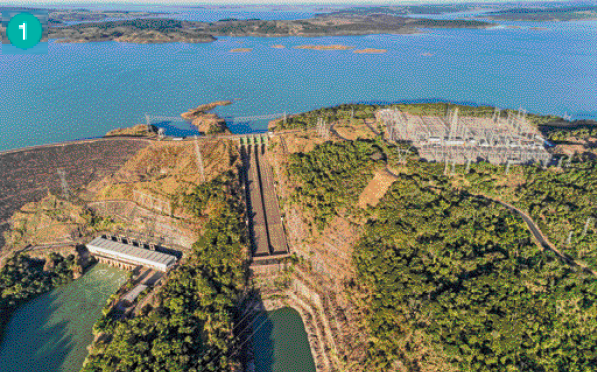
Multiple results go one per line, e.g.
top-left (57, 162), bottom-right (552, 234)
top-left (0, 138), bottom-right (150, 253)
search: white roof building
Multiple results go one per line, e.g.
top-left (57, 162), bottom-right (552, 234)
top-left (86, 237), bottom-right (177, 272)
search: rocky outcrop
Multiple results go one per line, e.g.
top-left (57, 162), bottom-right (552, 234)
top-left (105, 124), bottom-right (155, 138)
top-left (180, 101), bottom-right (232, 135)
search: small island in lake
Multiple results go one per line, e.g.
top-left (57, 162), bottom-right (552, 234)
top-left (295, 44), bottom-right (354, 51)
top-left (180, 101), bottom-right (232, 134)
top-left (230, 48), bottom-right (252, 53)
top-left (353, 48), bottom-right (387, 54)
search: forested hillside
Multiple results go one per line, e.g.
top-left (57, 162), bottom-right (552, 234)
top-left (287, 140), bottom-right (385, 229)
top-left (81, 173), bottom-right (248, 372)
top-left (353, 162), bottom-right (597, 371)
top-left (462, 158), bottom-right (597, 270)
top-left (279, 132), bottom-right (597, 371)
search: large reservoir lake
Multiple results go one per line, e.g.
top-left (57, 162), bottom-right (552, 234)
top-left (1, 20), bottom-right (596, 151)
top-left (0, 264), bottom-right (127, 372)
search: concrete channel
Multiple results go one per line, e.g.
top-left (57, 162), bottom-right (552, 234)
top-left (242, 143), bottom-right (289, 259)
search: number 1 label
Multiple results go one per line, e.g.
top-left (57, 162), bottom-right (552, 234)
top-left (6, 12), bottom-right (43, 49)
top-left (19, 22), bottom-right (27, 40)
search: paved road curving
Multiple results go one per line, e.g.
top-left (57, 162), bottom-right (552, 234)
top-left (474, 193), bottom-right (597, 277)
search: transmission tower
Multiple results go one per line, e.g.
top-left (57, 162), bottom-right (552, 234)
top-left (57, 168), bottom-right (70, 200)
top-left (448, 107), bottom-right (459, 140)
top-left (145, 113), bottom-right (151, 130)
top-left (193, 136), bottom-right (206, 182)
top-left (567, 231), bottom-right (573, 246)
top-left (316, 118), bottom-right (329, 139)
top-left (387, 124), bottom-right (395, 141)
top-left (492, 107), bottom-right (501, 124)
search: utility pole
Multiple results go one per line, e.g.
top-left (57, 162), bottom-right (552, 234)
top-left (583, 217), bottom-right (593, 238)
top-left (145, 113), bottom-right (151, 131)
top-left (567, 153), bottom-right (573, 167)
top-left (193, 135), bottom-right (206, 182)
top-left (57, 168), bottom-right (70, 200)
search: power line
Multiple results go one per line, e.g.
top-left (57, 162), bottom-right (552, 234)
top-left (194, 135), bottom-right (206, 182)
top-left (57, 168), bottom-right (70, 200)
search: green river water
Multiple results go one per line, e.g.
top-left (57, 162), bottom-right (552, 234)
top-left (0, 266), bottom-right (315, 372)
top-left (0, 264), bottom-right (127, 372)
top-left (253, 307), bottom-right (317, 372)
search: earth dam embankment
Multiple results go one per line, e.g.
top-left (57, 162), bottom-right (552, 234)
top-left (0, 138), bottom-right (151, 254)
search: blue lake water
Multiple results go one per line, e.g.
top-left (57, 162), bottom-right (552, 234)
top-left (1, 20), bottom-right (596, 152)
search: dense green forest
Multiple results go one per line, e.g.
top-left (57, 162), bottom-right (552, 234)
top-left (352, 161), bottom-right (597, 371)
top-left (276, 103), bottom-right (559, 131)
top-left (0, 253), bottom-right (77, 339)
top-left (81, 173), bottom-right (248, 372)
top-left (287, 140), bottom-right (385, 230)
top-left (544, 125), bottom-right (597, 142)
top-left (461, 158), bottom-right (597, 270)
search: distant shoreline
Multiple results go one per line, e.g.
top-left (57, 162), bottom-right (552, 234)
top-left (45, 14), bottom-right (493, 44)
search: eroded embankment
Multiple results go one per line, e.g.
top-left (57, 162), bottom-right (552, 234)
top-left (0, 138), bottom-right (151, 253)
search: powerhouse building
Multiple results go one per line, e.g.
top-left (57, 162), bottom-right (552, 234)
top-left (86, 236), bottom-right (177, 272)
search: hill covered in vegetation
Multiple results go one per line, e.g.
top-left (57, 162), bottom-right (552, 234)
top-left (484, 6), bottom-right (597, 21)
top-left (279, 112), bottom-right (597, 371)
top-left (353, 159), bottom-right (597, 371)
top-left (80, 173), bottom-right (248, 372)
top-left (47, 13), bottom-right (491, 43)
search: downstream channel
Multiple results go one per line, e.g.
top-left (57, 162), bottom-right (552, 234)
top-left (253, 307), bottom-right (316, 372)
top-left (0, 264), bottom-right (127, 372)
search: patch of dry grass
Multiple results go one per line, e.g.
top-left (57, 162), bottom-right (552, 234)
top-left (358, 170), bottom-right (396, 208)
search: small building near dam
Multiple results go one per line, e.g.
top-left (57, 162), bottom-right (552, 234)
top-left (86, 237), bottom-right (177, 272)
